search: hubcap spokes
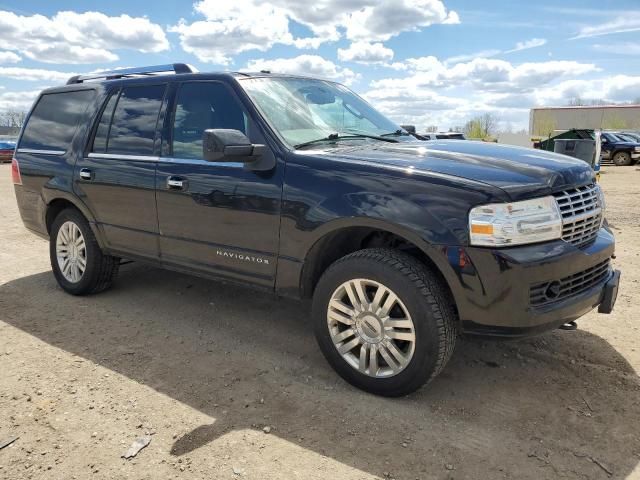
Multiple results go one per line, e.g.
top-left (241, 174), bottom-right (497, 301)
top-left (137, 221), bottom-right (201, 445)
top-left (327, 279), bottom-right (416, 378)
top-left (56, 221), bottom-right (87, 283)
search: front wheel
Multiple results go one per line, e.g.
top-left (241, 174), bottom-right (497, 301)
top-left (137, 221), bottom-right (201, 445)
top-left (613, 151), bottom-right (632, 166)
top-left (312, 248), bottom-right (457, 396)
top-left (50, 208), bottom-right (120, 295)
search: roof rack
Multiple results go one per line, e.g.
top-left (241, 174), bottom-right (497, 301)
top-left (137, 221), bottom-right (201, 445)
top-left (66, 63), bottom-right (197, 85)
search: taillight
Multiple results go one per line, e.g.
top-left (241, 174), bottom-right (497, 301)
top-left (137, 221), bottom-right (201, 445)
top-left (11, 157), bottom-right (22, 185)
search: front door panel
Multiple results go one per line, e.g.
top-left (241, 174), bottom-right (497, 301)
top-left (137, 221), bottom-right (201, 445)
top-left (156, 81), bottom-right (283, 287)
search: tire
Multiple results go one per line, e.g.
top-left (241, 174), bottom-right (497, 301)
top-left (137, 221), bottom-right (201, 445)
top-left (50, 208), bottom-right (119, 295)
top-left (613, 151), bottom-right (632, 166)
top-left (312, 248), bottom-right (457, 397)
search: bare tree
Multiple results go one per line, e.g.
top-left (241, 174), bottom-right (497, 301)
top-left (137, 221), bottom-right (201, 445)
top-left (0, 110), bottom-right (27, 128)
top-left (567, 96), bottom-right (586, 106)
top-left (464, 113), bottom-right (498, 139)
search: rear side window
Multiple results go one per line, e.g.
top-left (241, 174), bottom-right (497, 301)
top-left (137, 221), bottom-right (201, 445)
top-left (94, 84), bottom-right (165, 156)
top-left (20, 90), bottom-right (95, 152)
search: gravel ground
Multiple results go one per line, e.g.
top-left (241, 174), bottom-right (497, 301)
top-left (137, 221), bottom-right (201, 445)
top-left (0, 163), bottom-right (639, 480)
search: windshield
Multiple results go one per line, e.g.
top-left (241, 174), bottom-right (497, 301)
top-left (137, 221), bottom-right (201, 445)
top-left (240, 77), bottom-right (403, 148)
top-left (617, 133), bottom-right (640, 142)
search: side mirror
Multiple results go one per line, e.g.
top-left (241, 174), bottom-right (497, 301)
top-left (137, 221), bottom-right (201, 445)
top-left (203, 129), bottom-right (265, 162)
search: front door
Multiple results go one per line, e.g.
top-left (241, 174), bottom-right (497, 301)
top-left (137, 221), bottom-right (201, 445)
top-left (155, 81), bottom-right (283, 288)
top-left (74, 83), bottom-right (167, 259)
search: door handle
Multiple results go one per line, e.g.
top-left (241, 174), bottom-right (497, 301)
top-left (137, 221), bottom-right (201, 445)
top-left (167, 176), bottom-right (187, 190)
top-left (79, 168), bottom-right (93, 180)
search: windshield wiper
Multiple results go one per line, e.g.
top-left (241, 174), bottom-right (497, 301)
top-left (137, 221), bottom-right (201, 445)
top-left (293, 133), bottom-right (340, 149)
top-left (294, 131), bottom-right (399, 149)
top-left (381, 129), bottom-right (411, 137)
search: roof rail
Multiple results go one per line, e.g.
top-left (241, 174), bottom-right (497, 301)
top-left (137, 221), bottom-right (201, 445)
top-left (66, 63), bottom-right (196, 85)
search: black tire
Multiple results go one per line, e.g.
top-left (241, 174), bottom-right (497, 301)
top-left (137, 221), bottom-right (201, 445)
top-left (613, 151), bottom-right (632, 166)
top-left (312, 248), bottom-right (457, 397)
top-left (50, 208), bottom-right (119, 295)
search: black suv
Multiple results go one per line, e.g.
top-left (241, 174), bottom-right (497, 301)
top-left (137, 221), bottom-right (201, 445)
top-left (12, 64), bottom-right (620, 396)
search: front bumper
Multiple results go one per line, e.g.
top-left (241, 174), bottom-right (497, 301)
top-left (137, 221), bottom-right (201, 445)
top-left (444, 228), bottom-right (618, 337)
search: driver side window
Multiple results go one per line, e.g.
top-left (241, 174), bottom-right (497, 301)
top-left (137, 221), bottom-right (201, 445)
top-left (172, 82), bottom-right (249, 159)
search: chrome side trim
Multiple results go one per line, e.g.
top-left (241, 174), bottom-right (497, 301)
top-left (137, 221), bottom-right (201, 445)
top-left (159, 156), bottom-right (243, 167)
top-left (17, 148), bottom-right (65, 155)
top-left (88, 153), bottom-right (159, 162)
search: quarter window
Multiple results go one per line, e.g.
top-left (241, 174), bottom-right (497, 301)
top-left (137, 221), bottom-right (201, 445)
top-left (172, 82), bottom-right (248, 159)
top-left (20, 90), bottom-right (95, 152)
top-left (103, 84), bottom-right (166, 156)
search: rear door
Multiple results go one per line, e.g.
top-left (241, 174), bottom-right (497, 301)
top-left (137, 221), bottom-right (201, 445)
top-left (155, 80), bottom-right (283, 287)
top-left (75, 83), bottom-right (168, 259)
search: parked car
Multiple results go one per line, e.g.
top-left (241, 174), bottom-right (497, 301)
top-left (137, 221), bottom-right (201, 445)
top-left (423, 132), bottom-right (466, 140)
top-left (0, 139), bottom-right (16, 162)
top-left (600, 132), bottom-right (640, 166)
top-left (12, 64), bottom-right (620, 396)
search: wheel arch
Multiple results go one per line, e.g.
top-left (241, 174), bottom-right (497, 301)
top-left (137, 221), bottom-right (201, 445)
top-left (299, 219), bottom-right (460, 317)
top-left (43, 193), bottom-right (106, 249)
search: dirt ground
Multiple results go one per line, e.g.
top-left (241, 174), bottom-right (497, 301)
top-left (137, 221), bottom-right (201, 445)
top-left (0, 163), bottom-right (639, 480)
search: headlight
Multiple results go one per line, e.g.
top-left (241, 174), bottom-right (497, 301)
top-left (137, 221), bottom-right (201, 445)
top-left (469, 196), bottom-right (562, 247)
top-left (596, 184), bottom-right (606, 217)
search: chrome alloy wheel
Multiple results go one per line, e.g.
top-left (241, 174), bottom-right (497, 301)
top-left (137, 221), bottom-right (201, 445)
top-left (56, 221), bottom-right (87, 283)
top-left (327, 279), bottom-right (416, 378)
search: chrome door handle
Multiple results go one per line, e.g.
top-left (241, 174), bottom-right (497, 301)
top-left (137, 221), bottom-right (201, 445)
top-left (167, 176), bottom-right (186, 190)
top-left (79, 168), bottom-right (92, 180)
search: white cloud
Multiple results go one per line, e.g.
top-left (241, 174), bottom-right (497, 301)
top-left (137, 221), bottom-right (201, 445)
top-left (572, 12), bottom-right (640, 39)
top-left (0, 10), bottom-right (169, 64)
top-left (337, 41), bottom-right (394, 64)
top-left (0, 51), bottom-right (20, 64)
top-left (172, 0), bottom-right (458, 64)
top-left (345, 1), bottom-right (459, 41)
top-left (445, 49), bottom-right (501, 65)
top-left (593, 42), bottom-right (640, 55)
top-left (534, 75), bottom-right (640, 105)
top-left (244, 55), bottom-right (358, 85)
top-left (372, 57), bottom-right (599, 93)
top-left (0, 67), bottom-right (78, 82)
top-left (506, 38), bottom-right (547, 53)
top-left (364, 56), bottom-right (608, 131)
top-left (0, 90), bottom-right (40, 114)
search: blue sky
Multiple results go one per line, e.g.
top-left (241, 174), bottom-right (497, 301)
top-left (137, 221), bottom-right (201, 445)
top-left (1, 0), bottom-right (639, 130)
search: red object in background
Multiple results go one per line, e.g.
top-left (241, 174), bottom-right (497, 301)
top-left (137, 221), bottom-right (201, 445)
top-left (11, 157), bottom-right (22, 185)
top-left (0, 148), bottom-right (14, 162)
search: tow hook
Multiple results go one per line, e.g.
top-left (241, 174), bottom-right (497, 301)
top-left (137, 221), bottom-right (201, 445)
top-left (559, 321), bottom-right (578, 331)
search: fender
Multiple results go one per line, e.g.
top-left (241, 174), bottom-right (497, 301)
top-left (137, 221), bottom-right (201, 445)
top-left (41, 186), bottom-right (108, 250)
top-left (304, 215), bottom-right (461, 289)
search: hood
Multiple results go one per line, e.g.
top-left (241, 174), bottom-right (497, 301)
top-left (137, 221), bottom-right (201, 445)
top-left (608, 141), bottom-right (640, 148)
top-left (317, 140), bottom-right (595, 201)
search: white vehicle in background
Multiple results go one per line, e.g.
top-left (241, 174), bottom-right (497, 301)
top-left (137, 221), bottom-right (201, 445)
top-left (422, 132), bottom-right (466, 140)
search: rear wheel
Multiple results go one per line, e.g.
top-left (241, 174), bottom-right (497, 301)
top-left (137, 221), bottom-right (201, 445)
top-left (312, 248), bottom-right (457, 396)
top-left (613, 151), bottom-right (632, 166)
top-left (50, 208), bottom-right (119, 295)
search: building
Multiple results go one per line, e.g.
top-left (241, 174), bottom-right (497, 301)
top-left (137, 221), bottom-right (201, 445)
top-left (529, 105), bottom-right (640, 136)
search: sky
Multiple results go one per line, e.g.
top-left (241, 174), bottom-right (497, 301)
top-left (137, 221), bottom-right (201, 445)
top-left (1, 0), bottom-right (639, 131)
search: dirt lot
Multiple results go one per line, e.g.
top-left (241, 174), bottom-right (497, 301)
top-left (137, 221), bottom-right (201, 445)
top-left (0, 163), bottom-right (639, 480)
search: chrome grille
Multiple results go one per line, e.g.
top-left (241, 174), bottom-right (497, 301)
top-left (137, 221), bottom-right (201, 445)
top-left (553, 184), bottom-right (603, 247)
top-left (530, 259), bottom-right (611, 306)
